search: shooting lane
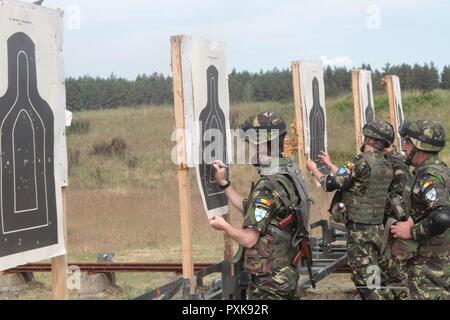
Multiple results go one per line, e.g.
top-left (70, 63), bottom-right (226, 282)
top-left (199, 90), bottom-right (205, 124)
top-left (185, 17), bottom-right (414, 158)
top-left (170, 35), bottom-right (233, 298)
top-left (383, 75), bottom-right (405, 150)
top-left (352, 69), bottom-right (375, 152)
top-left (291, 60), bottom-right (331, 231)
top-left (0, 0), bottom-right (68, 299)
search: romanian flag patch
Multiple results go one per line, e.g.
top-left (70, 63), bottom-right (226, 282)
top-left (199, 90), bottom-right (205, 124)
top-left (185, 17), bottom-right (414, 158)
top-left (256, 198), bottom-right (272, 207)
top-left (420, 180), bottom-right (433, 192)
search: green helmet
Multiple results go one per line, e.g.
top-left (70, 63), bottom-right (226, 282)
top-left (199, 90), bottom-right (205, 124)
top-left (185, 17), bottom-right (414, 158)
top-left (399, 120), bottom-right (446, 152)
top-left (239, 111), bottom-right (287, 145)
top-left (362, 121), bottom-right (394, 147)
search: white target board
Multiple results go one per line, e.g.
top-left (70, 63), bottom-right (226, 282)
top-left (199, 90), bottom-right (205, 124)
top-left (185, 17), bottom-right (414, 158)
top-left (0, 0), bottom-right (67, 271)
top-left (392, 76), bottom-right (405, 147)
top-left (180, 36), bottom-right (231, 218)
top-left (358, 70), bottom-right (375, 127)
top-left (298, 61), bottom-right (329, 175)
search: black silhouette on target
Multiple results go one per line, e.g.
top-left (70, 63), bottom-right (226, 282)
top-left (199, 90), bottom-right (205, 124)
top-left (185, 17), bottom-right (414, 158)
top-left (0, 33), bottom-right (58, 257)
top-left (309, 78), bottom-right (330, 174)
top-left (365, 84), bottom-right (374, 124)
top-left (199, 65), bottom-right (228, 211)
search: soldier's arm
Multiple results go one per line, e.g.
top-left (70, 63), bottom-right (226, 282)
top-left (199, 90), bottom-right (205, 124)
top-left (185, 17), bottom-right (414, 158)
top-left (319, 156), bottom-right (368, 192)
top-left (223, 185), bottom-right (245, 213)
top-left (243, 181), bottom-right (283, 234)
top-left (412, 174), bottom-right (450, 239)
top-left (211, 219), bottom-right (260, 248)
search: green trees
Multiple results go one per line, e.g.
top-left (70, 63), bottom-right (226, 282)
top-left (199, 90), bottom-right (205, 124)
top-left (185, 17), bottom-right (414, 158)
top-left (65, 63), bottom-right (448, 110)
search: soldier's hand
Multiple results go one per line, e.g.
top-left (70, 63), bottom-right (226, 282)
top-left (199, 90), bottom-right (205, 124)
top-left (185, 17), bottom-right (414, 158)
top-left (318, 151), bottom-right (332, 167)
top-left (390, 217), bottom-right (414, 240)
top-left (306, 159), bottom-right (317, 172)
top-left (209, 216), bottom-right (227, 231)
top-left (212, 160), bottom-right (227, 185)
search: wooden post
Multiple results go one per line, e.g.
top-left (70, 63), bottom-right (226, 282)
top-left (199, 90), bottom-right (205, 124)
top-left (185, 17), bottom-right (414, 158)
top-left (352, 69), bottom-right (363, 153)
top-left (170, 35), bottom-right (196, 296)
top-left (384, 76), bottom-right (401, 150)
top-left (292, 61), bottom-right (307, 175)
top-left (52, 187), bottom-right (68, 300)
top-left (292, 61), bottom-right (330, 225)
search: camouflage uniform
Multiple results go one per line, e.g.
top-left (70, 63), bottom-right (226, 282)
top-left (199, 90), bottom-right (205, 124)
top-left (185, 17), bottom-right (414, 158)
top-left (243, 158), bottom-right (299, 300)
top-left (239, 112), bottom-right (310, 300)
top-left (381, 148), bottom-right (414, 300)
top-left (321, 122), bottom-right (393, 300)
top-left (400, 120), bottom-right (450, 300)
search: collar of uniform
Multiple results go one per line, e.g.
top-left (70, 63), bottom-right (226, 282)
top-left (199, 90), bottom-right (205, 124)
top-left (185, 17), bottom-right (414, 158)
top-left (413, 154), bottom-right (442, 174)
top-left (258, 157), bottom-right (289, 175)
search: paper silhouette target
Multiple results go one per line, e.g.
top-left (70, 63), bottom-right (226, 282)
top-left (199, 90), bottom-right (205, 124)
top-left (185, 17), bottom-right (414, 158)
top-left (179, 36), bottom-right (231, 218)
top-left (0, 1), bottom-right (67, 271)
top-left (358, 70), bottom-right (376, 127)
top-left (299, 61), bottom-right (330, 175)
top-left (391, 76), bottom-right (405, 147)
top-left (199, 65), bottom-right (228, 211)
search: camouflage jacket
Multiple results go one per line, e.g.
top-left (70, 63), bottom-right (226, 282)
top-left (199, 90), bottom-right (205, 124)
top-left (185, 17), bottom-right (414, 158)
top-left (320, 150), bottom-right (392, 224)
top-left (243, 158), bottom-right (299, 275)
top-left (385, 150), bottom-right (412, 196)
top-left (405, 155), bottom-right (450, 257)
top-left (384, 150), bottom-right (412, 219)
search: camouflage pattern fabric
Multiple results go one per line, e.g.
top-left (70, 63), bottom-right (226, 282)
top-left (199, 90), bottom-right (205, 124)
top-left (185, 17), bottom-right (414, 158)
top-left (385, 151), bottom-right (412, 199)
top-left (319, 153), bottom-right (371, 194)
top-left (404, 155), bottom-right (450, 299)
top-left (407, 256), bottom-right (450, 300)
top-left (243, 157), bottom-right (300, 299)
top-left (240, 111), bottom-right (287, 145)
top-left (400, 120), bottom-right (446, 152)
top-left (320, 151), bottom-right (390, 299)
top-left (381, 150), bottom-right (414, 300)
top-left (362, 121), bottom-right (395, 145)
top-left (248, 266), bottom-right (299, 300)
top-left (347, 224), bottom-right (386, 300)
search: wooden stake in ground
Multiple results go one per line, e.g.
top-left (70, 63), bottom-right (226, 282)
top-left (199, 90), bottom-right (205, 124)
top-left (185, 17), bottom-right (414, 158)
top-left (52, 187), bottom-right (68, 300)
top-left (352, 69), bottom-right (363, 153)
top-left (291, 61), bottom-right (331, 226)
top-left (170, 35), bottom-right (196, 296)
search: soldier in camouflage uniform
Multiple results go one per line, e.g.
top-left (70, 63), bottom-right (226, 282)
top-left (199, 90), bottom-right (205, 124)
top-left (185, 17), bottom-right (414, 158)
top-left (307, 121), bottom-right (393, 300)
top-left (380, 121), bottom-right (414, 300)
top-left (209, 112), bottom-right (311, 300)
top-left (391, 120), bottom-right (450, 300)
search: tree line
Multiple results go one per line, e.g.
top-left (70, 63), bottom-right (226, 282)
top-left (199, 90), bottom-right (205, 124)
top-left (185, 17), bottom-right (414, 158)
top-left (65, 62), bottom-right (450, 111)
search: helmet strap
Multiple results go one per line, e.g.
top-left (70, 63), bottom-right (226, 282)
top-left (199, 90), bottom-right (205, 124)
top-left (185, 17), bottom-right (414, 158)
top-left (405, 147), bottom-right (417, 166)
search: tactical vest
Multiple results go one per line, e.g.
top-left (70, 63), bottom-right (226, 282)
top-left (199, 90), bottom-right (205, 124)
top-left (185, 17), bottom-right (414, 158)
top-left (342, 152), bottom-right (393, 225)
top-left (243, 160), bottom-right (311, 275)
top-left (404, 163), bottom-right (450, 258)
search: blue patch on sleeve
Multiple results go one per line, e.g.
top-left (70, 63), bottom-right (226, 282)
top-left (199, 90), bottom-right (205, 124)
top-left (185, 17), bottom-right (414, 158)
top-left (337, 166), bottom-right (348, 176)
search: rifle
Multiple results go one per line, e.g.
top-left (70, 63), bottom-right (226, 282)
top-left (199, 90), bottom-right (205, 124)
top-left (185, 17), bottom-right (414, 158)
top-left (278, 205), bottom-right (316, 289)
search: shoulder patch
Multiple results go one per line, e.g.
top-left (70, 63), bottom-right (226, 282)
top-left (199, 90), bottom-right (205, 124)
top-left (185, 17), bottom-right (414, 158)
top-left (420, 179), bottom-right (433, 192)
top-left (255, 207), bottom-right (268, 222)
top-left (345, 162), bottom-right (354, 170)
top-left (337, 166), bottom-right (349, 176)
top-left (425, 188), bottom-right (437, 202)
top-left (256, 197), bottom-right (272, 207)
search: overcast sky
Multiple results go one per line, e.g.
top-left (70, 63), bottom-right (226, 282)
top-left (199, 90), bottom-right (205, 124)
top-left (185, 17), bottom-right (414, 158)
top-left (42, 0), bottom-right (449, 79)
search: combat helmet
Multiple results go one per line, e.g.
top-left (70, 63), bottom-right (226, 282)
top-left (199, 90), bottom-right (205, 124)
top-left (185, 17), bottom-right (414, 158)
top-left (399, 120), bottom-right (446, 152)
top-left (362, 121), bottom-right (395, 147)
top-left (239, 111), bottom-right (287, 145)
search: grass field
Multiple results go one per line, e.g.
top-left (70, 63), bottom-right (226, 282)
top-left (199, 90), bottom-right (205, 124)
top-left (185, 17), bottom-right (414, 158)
top-left (4, 89), bottom-right (449, 299)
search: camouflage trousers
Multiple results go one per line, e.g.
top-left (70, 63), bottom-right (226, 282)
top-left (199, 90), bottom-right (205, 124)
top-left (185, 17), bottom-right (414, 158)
top-left (346, 223), bottom-right (385, 300)
top-left (248, 266), bottom-right (298, 300)
top-left (380, 238), bottom-right (418, 300)
top-left (407, 255), bottom-right (450, 300)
